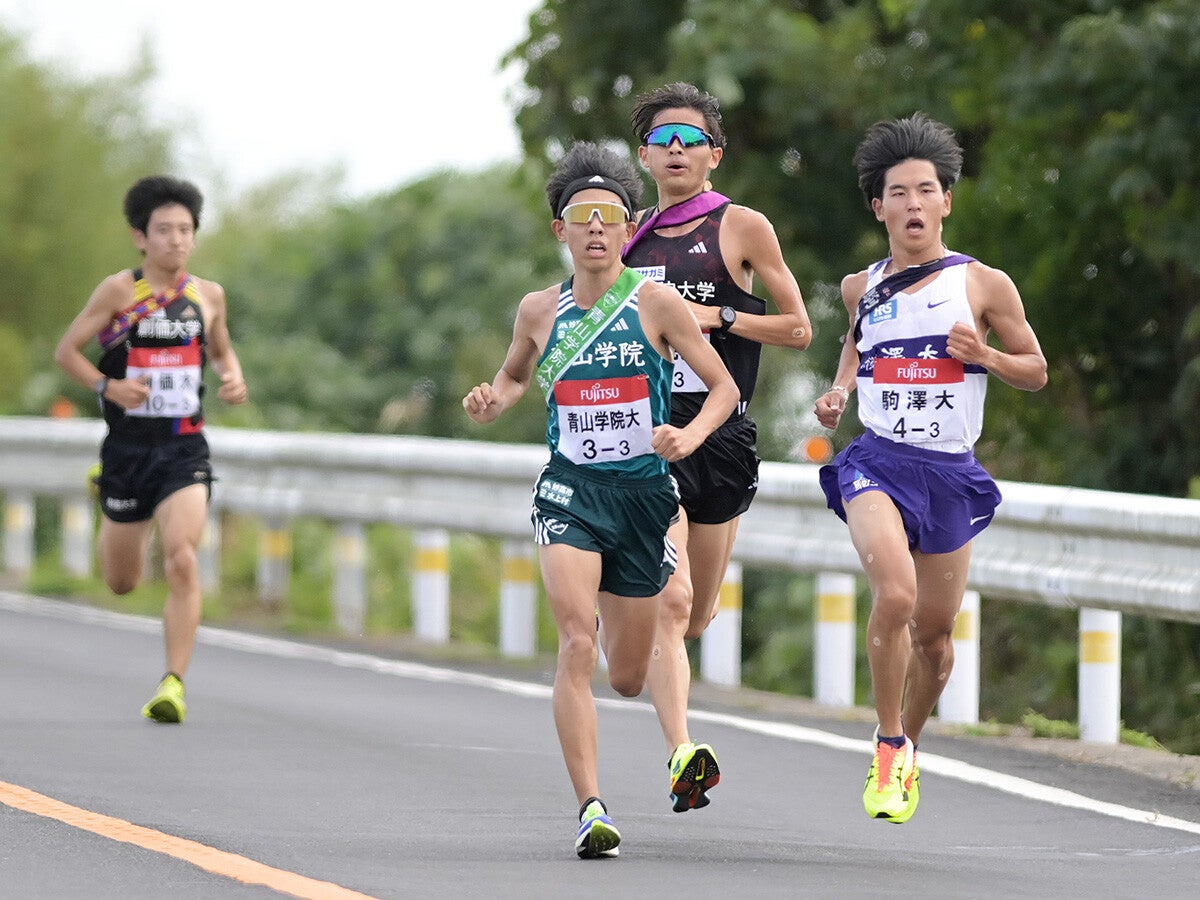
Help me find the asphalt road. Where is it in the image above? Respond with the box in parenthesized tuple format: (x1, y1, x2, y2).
(2, 592, 1198, 899)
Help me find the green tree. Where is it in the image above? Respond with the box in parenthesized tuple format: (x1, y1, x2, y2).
(506, 0, 1200, 489)
(0, 28, 175, 413)
(204, 163, 568, 441)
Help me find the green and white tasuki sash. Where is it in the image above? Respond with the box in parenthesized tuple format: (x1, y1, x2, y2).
(535, 267, 646, 400)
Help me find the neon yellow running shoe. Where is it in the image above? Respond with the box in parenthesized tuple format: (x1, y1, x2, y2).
(862, 727, 914, 821)
(575, 797, 620, 859)
(889, 753, 920, 824)
(668, 741, 721, 813)
(142, 673, 186, 723)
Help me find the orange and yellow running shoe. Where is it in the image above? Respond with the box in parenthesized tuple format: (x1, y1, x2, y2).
(863, 727, 915, 822)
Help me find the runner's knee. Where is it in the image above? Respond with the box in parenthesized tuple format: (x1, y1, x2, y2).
(557, 628, 598, 670)
(913, 624, 953, 663)
(608, 666, 647, 697)
(105, 573, 139, 595)
(659, 576, 693, 625)
(871, 581, 917, 627)
(162, 542, 198, 580)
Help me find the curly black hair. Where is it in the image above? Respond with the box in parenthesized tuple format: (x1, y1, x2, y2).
(123, 176, 203, 233)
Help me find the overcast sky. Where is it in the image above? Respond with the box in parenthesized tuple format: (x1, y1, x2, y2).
(0, 0, 541, 201)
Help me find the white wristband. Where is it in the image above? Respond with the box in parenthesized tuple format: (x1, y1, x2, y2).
(828, 385, 849, 395)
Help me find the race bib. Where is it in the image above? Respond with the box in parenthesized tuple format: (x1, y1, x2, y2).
(670, 332, 713, 392)
(125, 344, 202, 418)
(553, 375, 655, 465)
(870, 355, 966, 443)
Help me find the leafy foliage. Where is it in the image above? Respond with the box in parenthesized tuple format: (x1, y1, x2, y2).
(207, 163, 566, 441)
(0, 28, 174, 413)
(505, 0, 1200, 492)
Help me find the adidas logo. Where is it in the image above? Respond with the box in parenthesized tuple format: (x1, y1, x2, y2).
(688, 241, 708, 254)
(609, 318, 629, 332)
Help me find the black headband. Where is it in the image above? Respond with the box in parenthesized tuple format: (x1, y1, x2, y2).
(556, 175, 633, 219)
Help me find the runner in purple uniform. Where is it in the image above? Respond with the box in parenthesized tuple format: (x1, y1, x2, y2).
(815, 113, 1047, 823)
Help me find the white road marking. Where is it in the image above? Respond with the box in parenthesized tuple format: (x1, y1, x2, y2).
(5, 591, 1199, 837)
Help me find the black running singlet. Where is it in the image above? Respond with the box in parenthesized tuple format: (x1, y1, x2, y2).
(624, 202, 766, 425)
(99, 268, 207, 441)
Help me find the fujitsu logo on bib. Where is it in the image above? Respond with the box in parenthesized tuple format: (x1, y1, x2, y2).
(555, 375, 650, 405)
(873, 357, 963, 385)
(128, 344, 201, 368)
(581, 383, 620, 402)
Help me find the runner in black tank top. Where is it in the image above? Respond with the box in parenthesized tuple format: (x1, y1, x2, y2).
(629, 202, 764, 425)
(626, 82, 813, 815)
(54, 176, 247, 725)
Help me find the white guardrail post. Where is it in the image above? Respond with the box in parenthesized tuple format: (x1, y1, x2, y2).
(60, 496, 93, 579)
(3, 492, 35, 580)
(414, 528, 450, 644)
(198, 510, 221, 594)
(499, 540, 537, 658)
(1079, 607, 1122, 743)
(814, 572, 856, 707)
(938, 589, 981, 724)
(700, 561, 743, 687)
(256, 516, 291, 608)
(333, 521, 367, 635)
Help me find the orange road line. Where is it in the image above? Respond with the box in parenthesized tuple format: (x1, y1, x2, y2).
(0, 780, 379, 900)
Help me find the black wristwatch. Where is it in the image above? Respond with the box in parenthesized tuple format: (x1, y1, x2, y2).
(718, 305, 737, 331)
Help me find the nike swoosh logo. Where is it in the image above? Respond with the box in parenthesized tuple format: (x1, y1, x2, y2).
(927, 298, 955, 308)
(969, 514, 992, 525)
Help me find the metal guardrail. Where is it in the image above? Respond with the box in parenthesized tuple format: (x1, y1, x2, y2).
(3, 415, 1200, 745)
(2, 415, 1199, 623)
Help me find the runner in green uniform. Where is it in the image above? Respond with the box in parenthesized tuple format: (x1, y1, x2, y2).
(463, 142, 737, 859)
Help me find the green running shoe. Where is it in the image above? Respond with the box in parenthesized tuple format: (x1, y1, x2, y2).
(142, 673, 186, 724)
(575, 797, 620, 859)
(668, 741, 720, 813)
(863, 727, 915, 821)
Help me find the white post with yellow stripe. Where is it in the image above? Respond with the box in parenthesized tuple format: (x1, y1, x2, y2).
(256, 517, 291, 608)
(413, 528, 450, 644)
(1079, 607, 1121, 743)
(700, 561, 743, 687)
(814, 572, 856, 707)
(332, 521, 367, 634)
(499, 540, 537, 658)
(60, 497, 93, 579)
(3, 493, 34, 580)
(198, 510, 221, 594)
(938, 589, 980, 724)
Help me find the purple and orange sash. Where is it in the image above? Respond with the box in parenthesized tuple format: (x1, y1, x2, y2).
(98, 270, 195, 351)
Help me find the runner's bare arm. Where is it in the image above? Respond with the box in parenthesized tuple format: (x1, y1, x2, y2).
(53, 271, 151, 410)
(952, 264, 1047, 392)
(814, 271, 868, 430)
(717, 205, 812, 349)
(463, 287, 555, 424)
(643, 281, 738, 461)
(200, 280, 248, 405)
